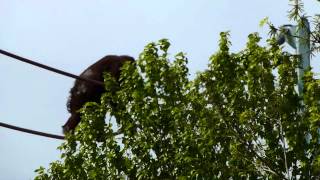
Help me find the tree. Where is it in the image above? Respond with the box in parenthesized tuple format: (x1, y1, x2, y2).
(35, 1, 320, 179)
(34, 32, 320, 179)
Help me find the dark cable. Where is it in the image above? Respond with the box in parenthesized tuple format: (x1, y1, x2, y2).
(0, 121, 64, 140)
(0, 49, 104, 86)
(0, 49, 104, 140)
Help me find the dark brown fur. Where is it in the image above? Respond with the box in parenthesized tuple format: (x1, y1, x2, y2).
(62, 55, 134, 134)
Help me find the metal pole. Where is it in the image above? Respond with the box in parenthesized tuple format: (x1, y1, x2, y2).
(296, 17, 311, 96)
(276, 17, 311, 178)
(277, 17, 310, 95)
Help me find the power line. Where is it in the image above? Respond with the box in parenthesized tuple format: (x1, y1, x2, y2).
(0, 121, 64, 140)
(0, 49, 104, 86)
(0, 49, 105, 140)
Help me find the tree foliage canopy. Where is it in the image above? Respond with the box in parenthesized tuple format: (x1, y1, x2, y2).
(35, 1, 320, 179)
(35, 32, 320, 179)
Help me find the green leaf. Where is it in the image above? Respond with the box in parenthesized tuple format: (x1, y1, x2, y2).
(259, 17, 269, 27)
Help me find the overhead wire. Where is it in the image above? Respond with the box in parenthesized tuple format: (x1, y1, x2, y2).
(0, 49, 105, 140)
(0, 122, 65, 140)
(0, 49, 104, 86)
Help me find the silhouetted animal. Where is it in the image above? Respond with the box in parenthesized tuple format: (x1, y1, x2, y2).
(62, 55, 135, 134)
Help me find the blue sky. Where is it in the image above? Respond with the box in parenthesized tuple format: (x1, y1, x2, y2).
(0, 0, 319, 179)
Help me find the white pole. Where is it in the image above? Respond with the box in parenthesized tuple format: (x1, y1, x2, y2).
(296, 17, 311, 96)
(277, 17, 310, 95)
